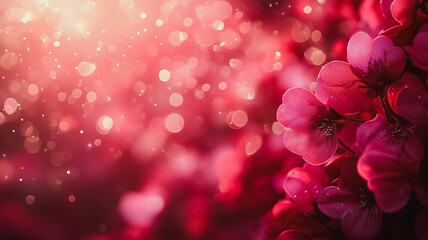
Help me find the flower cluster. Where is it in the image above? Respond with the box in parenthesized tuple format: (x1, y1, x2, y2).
(273, 0, 428, 239)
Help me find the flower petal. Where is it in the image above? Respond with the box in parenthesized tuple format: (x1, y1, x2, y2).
(357, 143, 419, 213)
(283, 127, 338, 165)
(340, 205, 382, 240)
(316, 61, 366, 115)
(317, 186, 360, 219)
(347, 32, 373, 73)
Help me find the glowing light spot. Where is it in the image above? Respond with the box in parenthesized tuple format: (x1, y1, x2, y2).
(169, 31, 188, 46)
(199, 84, 209, 92)
(155, 19, 163, 27)
(245, 135, 262, 156)
(86, 91, 97, 103)
(303, 6, 312, 14)
(21, 11, 33, 23)
(59, 121, 69, 132)
(218, 30, 241, 49)
(28, 84, 39, 96)
(183, 18, 193, 27)
(229, 58, 243, 69)
(57, 92, 67, 102)
(24, 136, 41, 154)
(119, 192, 165, 227)
(218, 82, 227, 90)
(169, 93, 183, 107)
(291, 21, 310, 43)
(272, 122, 285, 135)
(72, 89, 83, 99)
(231, 110, 248, 128)
(77, 62, 96, 77)
(68, 195, 76, 203)
(212, 20, 224, 30)
(4, 98, 18, 115)
(159, 69, 171, 82)
(50, 71, 57, 79)
(311, 30, 322, 42)
(26, 195, 35, 205)
(165, 113, 184, 133)
(97, 116, 113, 134)
(140, 12, 147, 19)
(0, 52, 18, 70)
(304, 47, 326, 66)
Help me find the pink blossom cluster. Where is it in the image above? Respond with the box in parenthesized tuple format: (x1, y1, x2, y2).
(272, 0, 428, 239)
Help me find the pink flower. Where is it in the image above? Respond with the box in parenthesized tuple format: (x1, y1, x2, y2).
(316, 32, 405, 115)
(387, 72, 428, 125)
(356, 114, 424, 163)
(283, 163, 330, 213)
(405, 23, 428, 71)
(317, 158, 382, 240)
(357, 143, 420, 212)
(276, 88, 340, 165)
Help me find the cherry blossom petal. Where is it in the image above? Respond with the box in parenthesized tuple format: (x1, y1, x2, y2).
(340, 206, 382, 240)
(317, 186, 360, 219)
(283, 127, 338, 165)
(277, 88, 324, 129)
(316, 61, 366, 115)
(347, 32, 373, 73)
(388, 73, 428, 125)
(405, 31, 428, 71)
(357, 144, 419, 213)
(390, 0, 419, 25)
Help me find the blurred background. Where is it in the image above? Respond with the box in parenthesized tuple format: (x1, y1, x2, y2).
(0, 0, 380, 239)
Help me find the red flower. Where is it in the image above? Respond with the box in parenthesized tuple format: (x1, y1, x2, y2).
(387, 72, 428, 125)
(357, 143, 421, 212)
(316, 32, 405, 115)
(317, 158, 382, 240)
(277, 88, 340, 165)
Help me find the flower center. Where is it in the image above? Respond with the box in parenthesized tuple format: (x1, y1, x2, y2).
(353, 58, 388, 93)
(311, 109, 338, 137)
(388, 125, 413, 143)
(317, 118, 336, 137)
